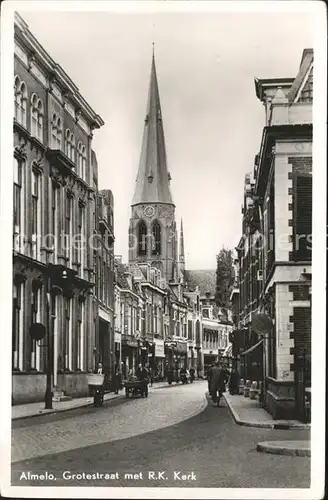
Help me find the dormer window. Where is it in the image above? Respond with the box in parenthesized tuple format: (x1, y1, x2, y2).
(148, 171, 153, 183)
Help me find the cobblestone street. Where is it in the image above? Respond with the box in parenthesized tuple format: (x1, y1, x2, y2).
(11, 381, 310, 488)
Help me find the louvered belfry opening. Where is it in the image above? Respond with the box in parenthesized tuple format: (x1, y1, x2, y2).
(152, 220, 161, 256)
(138, 220, 148, 256)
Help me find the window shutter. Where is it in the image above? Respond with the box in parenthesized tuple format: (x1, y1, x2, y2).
(294, 175, 312, 260)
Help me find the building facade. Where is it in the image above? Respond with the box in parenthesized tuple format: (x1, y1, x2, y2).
(12, 14, 104, 404)
(94, 184, 115, 383)
(232, 49, 313, 420)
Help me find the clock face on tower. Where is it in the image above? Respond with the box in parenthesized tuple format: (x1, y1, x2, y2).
(144, 205, 155, 218)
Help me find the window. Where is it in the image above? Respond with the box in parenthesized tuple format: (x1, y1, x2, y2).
(77, 142, 86, 179)
(202, 308, 209, 318)
(51, 113, 62, 149)
(14, 77, 27, 127)
(65, 194, 72, 266)
(37, 100, 44, 141)
(138, 220, 148, 256)
(81, 145, 86, 180)
(64, 130, 76, 163)
(78, 204, 85, 278)
(188, 320, 193, 340)
(12, 281, 24, 370)
(51, 183, 59, 263)
(30, 284, 41, 370)
(31, 170, 41, 260)
(13, 157, 23, 251)
(152, 220, 161, 255)
(64, 297, 72, 371)
(77, 300, 84, 370)
(30, 94, 44, 141)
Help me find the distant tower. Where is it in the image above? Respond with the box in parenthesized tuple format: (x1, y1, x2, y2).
(128, 51, 177, 283)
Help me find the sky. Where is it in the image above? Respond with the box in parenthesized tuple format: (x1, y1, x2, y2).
(19, 5, 314, 270)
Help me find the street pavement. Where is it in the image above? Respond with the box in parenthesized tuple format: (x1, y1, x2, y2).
(11, 381, 310, 488)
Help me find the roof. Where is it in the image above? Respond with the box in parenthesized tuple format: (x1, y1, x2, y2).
(114, 260, 130, 289)
(287, 49, 314, 103)
(132, 53, 174, 206)
(184, 270, 216, 297)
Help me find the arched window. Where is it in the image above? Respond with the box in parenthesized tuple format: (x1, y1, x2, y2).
(31, 94, 44, 141)
(70, 133, 75, 163)
(65, 129, 71, 158)
(14, 77, 27, 127)
(19, 82, 27, 128)
(51, 113, 57, 147)
(14, 76, 21, 122)
(30, 94, 38, 136)
(37, 99, 44, 142)
(81, 145, 86, 180)
(77, 142, 83, 177)
(56, 117, 62, 149)
(51, 114, 62, 149)
(138, 220, 148, 256)
(152, 220, 161, 255)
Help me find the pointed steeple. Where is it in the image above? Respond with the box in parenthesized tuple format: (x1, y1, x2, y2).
(132, 51, 173, 206)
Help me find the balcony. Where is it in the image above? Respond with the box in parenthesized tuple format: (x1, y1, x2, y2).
(46, 148, 76, 176)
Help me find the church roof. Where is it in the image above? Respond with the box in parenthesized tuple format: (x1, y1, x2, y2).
(184, 269, 217, 297)
(132, 52, 173, 206)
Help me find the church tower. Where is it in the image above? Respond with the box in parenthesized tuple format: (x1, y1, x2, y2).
(128, 50, 177, 284)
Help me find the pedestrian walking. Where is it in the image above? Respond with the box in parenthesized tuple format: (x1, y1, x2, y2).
(136, 363, 149, 396)
(210, 361, 229, 407)
(113, 368, 122, 394)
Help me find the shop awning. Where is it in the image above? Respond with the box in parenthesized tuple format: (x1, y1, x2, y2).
(240, 339, 263, 356)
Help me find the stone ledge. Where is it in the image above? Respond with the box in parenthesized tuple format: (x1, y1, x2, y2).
(257, 440, 311, 457)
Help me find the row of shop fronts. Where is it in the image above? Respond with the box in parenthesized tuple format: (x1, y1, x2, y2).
(119, 337, 203, 379)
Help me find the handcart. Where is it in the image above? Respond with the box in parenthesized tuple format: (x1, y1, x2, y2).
(124, 378, 148, 398)
(87, 373, 105, 406)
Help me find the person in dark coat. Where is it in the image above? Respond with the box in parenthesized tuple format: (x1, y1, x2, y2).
(113, 368, 122, 394)
(228, 369, 239, 395)
(210, 362, 229, 407)
(136, 363, 149, 396)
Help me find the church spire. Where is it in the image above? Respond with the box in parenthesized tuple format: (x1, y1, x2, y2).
(132, 51, 173, 206)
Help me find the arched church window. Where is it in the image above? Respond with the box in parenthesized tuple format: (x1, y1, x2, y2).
(152, 220, 161, 256)
(138, 220, 148, 256)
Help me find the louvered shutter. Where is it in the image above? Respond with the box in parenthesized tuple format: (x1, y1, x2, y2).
(294, 175, 312, 260)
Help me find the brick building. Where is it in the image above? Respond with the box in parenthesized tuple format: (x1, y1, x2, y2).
(12, 14, 104, 404)
(232, 49, 313, 420)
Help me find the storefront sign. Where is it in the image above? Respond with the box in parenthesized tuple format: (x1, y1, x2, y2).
(155, 340, 165, 358)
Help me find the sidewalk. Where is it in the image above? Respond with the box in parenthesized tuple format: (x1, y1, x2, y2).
(224, 392, 310, 430)
(12, 380, 178, 421)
